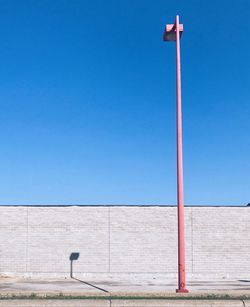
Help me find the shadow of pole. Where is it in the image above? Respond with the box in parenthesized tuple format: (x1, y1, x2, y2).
(69, 252, 79, 278)
(69, 252, 109, 293)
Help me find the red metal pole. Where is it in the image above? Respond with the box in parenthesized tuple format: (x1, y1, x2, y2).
(175, 15, 188, 293)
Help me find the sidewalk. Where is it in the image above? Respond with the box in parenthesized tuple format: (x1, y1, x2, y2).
(0, 299, 249, 307)
(0, 276, 250, 296)
(0, 277, 250, 306)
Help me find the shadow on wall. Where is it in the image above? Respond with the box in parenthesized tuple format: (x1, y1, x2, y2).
(70, 252, 79, 278)
(69, 252, 109, 293)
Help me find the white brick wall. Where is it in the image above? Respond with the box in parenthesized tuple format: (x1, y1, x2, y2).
(0, 206, 249, 279)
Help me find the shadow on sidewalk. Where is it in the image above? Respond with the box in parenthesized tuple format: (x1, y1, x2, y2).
(72, 277, 109, 293)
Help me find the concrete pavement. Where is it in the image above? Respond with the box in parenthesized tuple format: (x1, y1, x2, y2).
(0, 299, 249, 306)
(0, 276, 250, 296)
(0, 277, 250, 306)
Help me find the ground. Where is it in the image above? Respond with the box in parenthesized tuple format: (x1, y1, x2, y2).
(0, 276, 250, 305)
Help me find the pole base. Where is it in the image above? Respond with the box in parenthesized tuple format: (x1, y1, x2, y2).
(176, 288, 189, 293)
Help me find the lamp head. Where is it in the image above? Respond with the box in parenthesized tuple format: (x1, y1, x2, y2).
(163, 24, 183, 41)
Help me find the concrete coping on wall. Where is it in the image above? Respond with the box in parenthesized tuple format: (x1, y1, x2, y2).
(0, 204, 248, 207)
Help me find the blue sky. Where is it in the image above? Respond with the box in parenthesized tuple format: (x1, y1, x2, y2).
(0, 0, 249, 205)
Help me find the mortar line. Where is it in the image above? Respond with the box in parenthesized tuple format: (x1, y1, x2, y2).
(191, 207, 194, 274)
(108, 207, 111, 273)
(25, 207, 29, 273)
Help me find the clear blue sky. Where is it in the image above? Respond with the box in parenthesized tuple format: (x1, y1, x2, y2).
(0, 0, 249, 205)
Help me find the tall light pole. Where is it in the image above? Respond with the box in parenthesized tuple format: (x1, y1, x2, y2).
(163, 15, 189, 293)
